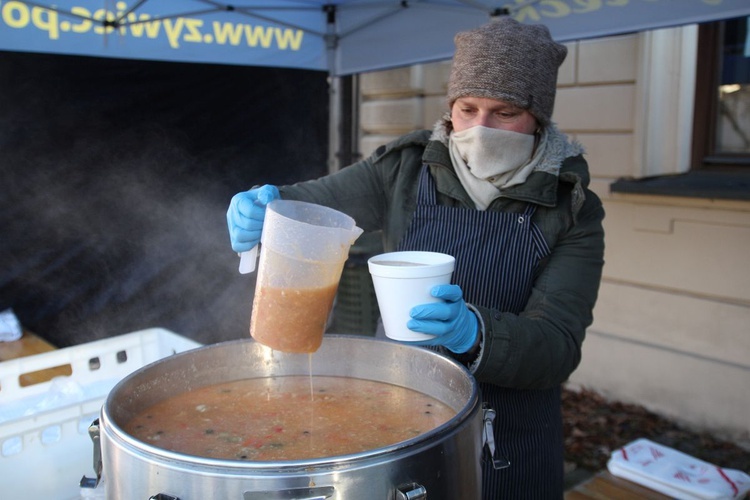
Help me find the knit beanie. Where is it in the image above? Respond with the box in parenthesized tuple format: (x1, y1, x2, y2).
(447, 17, 567, 125)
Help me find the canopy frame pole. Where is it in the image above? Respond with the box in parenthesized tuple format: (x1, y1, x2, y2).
(325, 4, 341, 173)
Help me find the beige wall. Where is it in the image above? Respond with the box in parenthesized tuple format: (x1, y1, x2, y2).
(358, 26, 750, 441)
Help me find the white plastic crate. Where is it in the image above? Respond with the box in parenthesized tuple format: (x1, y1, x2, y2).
(0, 328, 201, 500)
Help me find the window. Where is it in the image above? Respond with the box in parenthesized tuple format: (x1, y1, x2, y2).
(612, 16, 750, 200)
(692, 16, 750, 169)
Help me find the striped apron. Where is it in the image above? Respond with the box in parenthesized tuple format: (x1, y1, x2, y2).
(398, 166, 563, 499)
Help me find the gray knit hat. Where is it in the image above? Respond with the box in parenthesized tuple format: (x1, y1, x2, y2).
(447, 17, 567, 125)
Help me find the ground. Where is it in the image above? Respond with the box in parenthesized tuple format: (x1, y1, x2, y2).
(562, 387, 750, 480)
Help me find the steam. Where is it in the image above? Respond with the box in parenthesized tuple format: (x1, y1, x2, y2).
(0, 51, 328, 347)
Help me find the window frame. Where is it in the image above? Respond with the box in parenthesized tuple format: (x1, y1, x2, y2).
(691, 19, 750, 170)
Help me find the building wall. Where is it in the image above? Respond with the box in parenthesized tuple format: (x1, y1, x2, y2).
(357, 27, 750, 441)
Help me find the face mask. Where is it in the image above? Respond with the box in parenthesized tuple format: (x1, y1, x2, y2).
(449, 125, 537, 210)
(450, 125, 535, 182)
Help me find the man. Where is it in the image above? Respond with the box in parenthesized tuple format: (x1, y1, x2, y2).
(228, 18, 605, 497)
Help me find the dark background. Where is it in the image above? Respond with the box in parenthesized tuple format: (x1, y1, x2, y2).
(0, 51, 329, 347)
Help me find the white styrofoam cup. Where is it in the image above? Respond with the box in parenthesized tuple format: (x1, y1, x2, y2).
(368, 251, 455, 341)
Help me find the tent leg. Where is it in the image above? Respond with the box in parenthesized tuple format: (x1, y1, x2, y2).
(328, 75, 360, 174)
(328, 76, 341, 174)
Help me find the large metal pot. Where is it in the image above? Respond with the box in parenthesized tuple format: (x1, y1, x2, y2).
(94, 335, 493, 499)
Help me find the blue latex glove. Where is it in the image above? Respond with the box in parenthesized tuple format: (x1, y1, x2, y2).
(406, 284, 478, 354)
(226, 185, 280, 252)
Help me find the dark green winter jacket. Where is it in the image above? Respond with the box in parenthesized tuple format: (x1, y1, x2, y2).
(279, 124, 605, 390)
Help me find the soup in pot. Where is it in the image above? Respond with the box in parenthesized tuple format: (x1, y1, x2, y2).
(123, 375, 456, 461)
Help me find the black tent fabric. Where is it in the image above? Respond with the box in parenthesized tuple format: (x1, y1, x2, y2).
(0, 51, 329, 347)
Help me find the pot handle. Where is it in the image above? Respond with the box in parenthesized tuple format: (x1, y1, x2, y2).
(80, 418, 103, 489)
(243, 486, 335, 499)
(482, 405, 511, 470)
(396, 482, 427, 499)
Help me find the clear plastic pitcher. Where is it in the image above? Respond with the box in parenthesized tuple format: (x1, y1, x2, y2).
(250, 199, 363, 353)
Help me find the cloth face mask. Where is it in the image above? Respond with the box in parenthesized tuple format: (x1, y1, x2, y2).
(449, 125, 536, 209)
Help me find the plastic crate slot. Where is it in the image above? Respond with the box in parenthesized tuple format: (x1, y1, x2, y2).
(41, 424, 62, 445)
(88, 357, 101, 370)
(19, 363, 72, 387)
(2, 436, 22, 457)
(116, 350, 128, 363)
